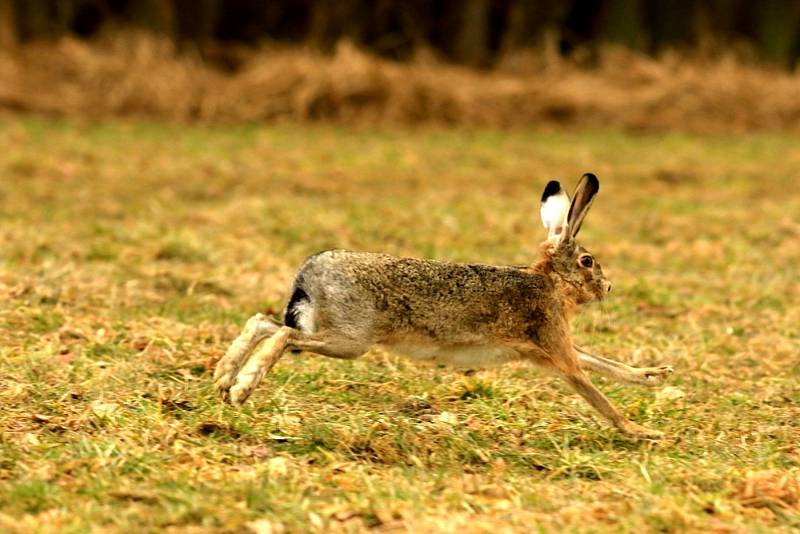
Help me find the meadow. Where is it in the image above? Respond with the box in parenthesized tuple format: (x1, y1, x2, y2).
(0, 119, 798, 532)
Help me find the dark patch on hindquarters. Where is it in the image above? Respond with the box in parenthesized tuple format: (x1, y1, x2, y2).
(284, 286, 309, 330)
(285, 285, 310, 355)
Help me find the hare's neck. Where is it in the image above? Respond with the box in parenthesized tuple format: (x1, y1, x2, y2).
(531, 258, 579, 314)
(551, 276, 581, 316)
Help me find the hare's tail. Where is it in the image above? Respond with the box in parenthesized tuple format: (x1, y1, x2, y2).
(283, 264, 319, 354)
(284, 285, 314, 334)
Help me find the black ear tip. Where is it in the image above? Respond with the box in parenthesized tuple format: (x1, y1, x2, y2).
(582, 173, 600, 192)
(542, 180, 562, 201)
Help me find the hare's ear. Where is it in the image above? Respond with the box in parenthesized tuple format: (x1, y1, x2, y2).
(540, 180, 571, 243)
(567, 173, 600, 238)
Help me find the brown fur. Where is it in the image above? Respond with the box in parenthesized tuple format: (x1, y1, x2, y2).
(214, 176, 674, 438)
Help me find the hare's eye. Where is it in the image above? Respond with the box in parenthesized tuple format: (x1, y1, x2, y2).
(579, 255, 594, 268)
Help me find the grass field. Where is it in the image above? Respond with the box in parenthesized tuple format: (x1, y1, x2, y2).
(0, 119, 798, 533)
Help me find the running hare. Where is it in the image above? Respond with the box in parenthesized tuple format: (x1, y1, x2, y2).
(214, 174, 673, 438)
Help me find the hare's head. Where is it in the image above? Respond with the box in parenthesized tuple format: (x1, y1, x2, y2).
(539, 173, 611, 304)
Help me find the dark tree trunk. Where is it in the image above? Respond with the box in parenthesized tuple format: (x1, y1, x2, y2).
(501, 0, 563, 53)
(309, 0, 364, 52)
(124, 0, 174, 35)
(454, 0, 490, 67)
(599, 0, 644, 50)
(0, 0, 16, 46)
(753, 0, 800, 65)
(172, 0, 219, 47)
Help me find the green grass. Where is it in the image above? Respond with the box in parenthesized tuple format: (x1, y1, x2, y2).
(1, 118, 799, 532)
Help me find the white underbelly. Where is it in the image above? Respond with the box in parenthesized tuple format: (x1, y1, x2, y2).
(380, 343, 522, 368)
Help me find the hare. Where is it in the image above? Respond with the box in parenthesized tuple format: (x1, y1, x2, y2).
(214, 174, 673, 438)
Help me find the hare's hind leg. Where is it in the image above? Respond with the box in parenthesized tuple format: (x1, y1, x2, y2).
(227, 328, 368, 406)
(575, 345, 674, 387)
(214, 313, 280, 401)
(228, 326, 293, 406)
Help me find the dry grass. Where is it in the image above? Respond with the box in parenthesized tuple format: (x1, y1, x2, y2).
(0, 118, 799, 532)
(2, 33, 800, 132)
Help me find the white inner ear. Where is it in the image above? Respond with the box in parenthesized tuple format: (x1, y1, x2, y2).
(540, 189, 570, 243)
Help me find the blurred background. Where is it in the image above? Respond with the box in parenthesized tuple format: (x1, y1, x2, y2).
(4, 0, 800, 66)
(2, 0, 800, 131)
(2, 5, 800, 532)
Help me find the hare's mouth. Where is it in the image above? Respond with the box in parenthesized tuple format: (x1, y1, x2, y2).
(593, 287, 608, 301)
(594, 280, 612, 301)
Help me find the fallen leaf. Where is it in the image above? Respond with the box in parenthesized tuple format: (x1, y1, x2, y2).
(108, 489, 158, 502)
(436, 411, 458, 425)
(266, 457, 290, 477)
(246, 519, 284, 534)
(331, 510, 361, 522)
(308, 512, 323, 529)
(91, 401, 119, 416)
(656, 386, 686, 401)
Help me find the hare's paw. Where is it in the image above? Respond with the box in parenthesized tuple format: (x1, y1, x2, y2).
(212, 313, 279, 404)
(640, 365, 674, 387)
(213, 374, 235, 403)
(229, 377, 257, 406)
(227, 356, 271, 406)
(622, 422, 664, 440)
(213, 355, 244, 403)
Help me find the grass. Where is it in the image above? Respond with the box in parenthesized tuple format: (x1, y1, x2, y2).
(0, 118, 799, 532)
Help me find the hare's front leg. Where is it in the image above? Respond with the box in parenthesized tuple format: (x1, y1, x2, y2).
(562, 369, 664, 439)
(575, 345, 674, 387)
(521, 344, 664, 438)
(214, 313, 280, 401)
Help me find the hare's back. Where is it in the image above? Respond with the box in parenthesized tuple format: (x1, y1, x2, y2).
(286, 250, 553, 345)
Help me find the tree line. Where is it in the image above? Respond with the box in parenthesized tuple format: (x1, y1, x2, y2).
(3, 0, 800, 67)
